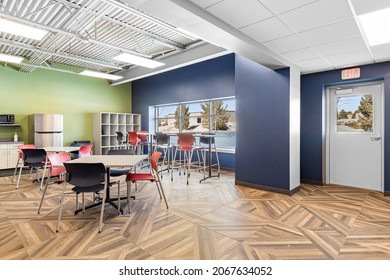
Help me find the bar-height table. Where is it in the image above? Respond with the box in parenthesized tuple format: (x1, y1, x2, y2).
(66, 155, 147, 214)
(195, 134, 220, 183)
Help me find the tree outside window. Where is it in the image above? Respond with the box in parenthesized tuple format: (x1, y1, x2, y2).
(200, 101, 229, 130)
(174, 105, 190, 130)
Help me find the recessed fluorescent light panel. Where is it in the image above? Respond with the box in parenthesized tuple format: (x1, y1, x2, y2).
(113, 53, 165, 69)
(0, 18, 48, 41)
(0, 53, 24, 64)
(80, 70, 123, 80)
(358, 7, 390, 46)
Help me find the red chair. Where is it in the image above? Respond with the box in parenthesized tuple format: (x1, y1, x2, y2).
(38, 152, 71, 214)
(127, 132, 141, 153)
(12, 144, 36, 183)
(125, 151, 168, 213)
(171, 133, 204, 184)
(78, 144, 93, 157)
(137, 130, 151, 155)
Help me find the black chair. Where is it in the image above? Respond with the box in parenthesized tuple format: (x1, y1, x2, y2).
(56, 162, 120, 233)
(16, 148, 47, 190)
(107, 149, 135, 177)
(115, 132, 128, 149)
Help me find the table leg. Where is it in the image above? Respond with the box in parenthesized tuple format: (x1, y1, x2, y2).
(199, 137, 219, 183)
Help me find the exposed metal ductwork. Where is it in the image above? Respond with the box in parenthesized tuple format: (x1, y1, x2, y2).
(0, 0, 200, 76)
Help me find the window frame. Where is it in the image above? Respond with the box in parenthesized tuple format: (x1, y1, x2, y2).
(152, 97, 236, 151)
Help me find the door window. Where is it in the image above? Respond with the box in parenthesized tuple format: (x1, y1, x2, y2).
(336, 94, 373, 133)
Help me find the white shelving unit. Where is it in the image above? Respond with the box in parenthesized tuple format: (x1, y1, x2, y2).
(93, 112, 141, 155)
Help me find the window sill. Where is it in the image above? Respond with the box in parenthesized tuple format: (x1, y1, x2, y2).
(216, 148, 235, 154)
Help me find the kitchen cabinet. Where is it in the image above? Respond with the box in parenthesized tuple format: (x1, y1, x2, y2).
(0, 142, 23, 170)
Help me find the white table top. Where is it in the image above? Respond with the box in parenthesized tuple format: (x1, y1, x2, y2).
(67, 155, 147, 167)
(43, 146, 81, 153)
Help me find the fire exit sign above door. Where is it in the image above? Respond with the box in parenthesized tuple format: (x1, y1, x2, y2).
(341, 68, 360, 80)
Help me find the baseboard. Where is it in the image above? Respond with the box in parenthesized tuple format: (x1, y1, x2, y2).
(300, 179, 324, 186)
(235, 180, 301, 196)
(384, 191, 390, 197)
(219, 167, 235, 172)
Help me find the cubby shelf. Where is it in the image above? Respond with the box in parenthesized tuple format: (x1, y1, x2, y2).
(93, 112, 141, 155)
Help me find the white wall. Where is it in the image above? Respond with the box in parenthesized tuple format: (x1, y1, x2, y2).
(290, 66, 301, 190)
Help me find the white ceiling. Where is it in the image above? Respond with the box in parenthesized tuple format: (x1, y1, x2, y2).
(115, 0, 390, 83)
(2, 0, 390, 83)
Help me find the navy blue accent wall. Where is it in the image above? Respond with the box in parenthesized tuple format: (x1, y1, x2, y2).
(235, 55, 291, 190)
(132, 54, 236, 129)
(132, 54, 236, 169)
(301, 61, 390, 191)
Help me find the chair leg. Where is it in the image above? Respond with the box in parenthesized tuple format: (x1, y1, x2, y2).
(126, 181, 132, 214)
(12, 157, 20, 183)
(214, 144, 220, 177)
(82, 193, 85, 213)
(56, 182, 68, 232)
(16, 164, 23, 189)
(75, 193, 79, 212)
(38, 175, 51, 214)
(98, 184, 107, 233)
(171, 147, 178, 181)
(156, 177, 168, 209)
(117, 181, 121, 214)
(154, 180, 162, 199)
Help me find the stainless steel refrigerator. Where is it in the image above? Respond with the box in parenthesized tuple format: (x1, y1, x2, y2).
(33, 114, 63, 148)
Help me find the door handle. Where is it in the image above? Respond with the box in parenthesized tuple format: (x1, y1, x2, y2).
(370, 136, 382, 141)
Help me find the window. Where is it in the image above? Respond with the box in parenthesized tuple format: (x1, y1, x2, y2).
(336, 94, 373, 133)
(152, 97, 236, 150)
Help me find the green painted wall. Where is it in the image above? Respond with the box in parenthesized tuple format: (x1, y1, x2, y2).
(0, 65, 131, 145)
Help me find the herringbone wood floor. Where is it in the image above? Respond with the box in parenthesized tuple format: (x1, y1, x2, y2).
(1, 168, 390, 260)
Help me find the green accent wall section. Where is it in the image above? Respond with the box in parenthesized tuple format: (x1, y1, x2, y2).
(0, 65, 131, 145)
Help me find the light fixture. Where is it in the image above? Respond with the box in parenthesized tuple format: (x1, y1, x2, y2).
(113, 53, 165, 69)
(0, 18, 48, 41)
(0, 53, 24, 64)
(79, 70, 123, 80)
(358, 7, 390, 46)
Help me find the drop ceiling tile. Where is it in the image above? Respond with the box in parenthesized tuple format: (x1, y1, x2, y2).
(206, 0, 273, 29)
(301, 65, 334, 74)
(295, 57, 330, 68)
(374, 55, 390, 63)
(370, 42, 390, 58)
(240, 17, 293, 43)
(314, 36, 367, 56)
(324, 48, 373, 66)
(279, 0, 353, 32)
(189, 0, 223, 9)
(299, 18, 360, 46)
(281, 47, 319, 62)
(259, 0, 318, 15)
(263, 35, 310, 53)
(350, 0, 390, 15)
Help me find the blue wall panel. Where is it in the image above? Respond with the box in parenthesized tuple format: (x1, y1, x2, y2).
(235, 55, 291, 190)
(301, 61, 390, 191)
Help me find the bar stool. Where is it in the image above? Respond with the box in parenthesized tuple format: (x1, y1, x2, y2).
(153, 132, 172, 175)
(171, 133, 204, 184)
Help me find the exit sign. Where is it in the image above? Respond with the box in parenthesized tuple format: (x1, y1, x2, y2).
(341, 68, 360, 80)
